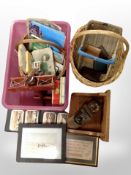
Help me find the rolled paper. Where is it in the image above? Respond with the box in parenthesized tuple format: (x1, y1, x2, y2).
(25, 51, 33, 74)
(29, 20, 66, 48)
(18, 44, 27, 75)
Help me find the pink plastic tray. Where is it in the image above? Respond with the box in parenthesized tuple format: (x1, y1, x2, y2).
(2, 20, 71, 111)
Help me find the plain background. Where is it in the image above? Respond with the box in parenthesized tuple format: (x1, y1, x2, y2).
(0, 0, 131, 174)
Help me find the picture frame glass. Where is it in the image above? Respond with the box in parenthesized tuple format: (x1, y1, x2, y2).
(21, 128, 62, 159)
(17, 124, 66, 162)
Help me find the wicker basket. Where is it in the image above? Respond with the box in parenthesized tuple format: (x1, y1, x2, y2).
(71, 20, 129, 87)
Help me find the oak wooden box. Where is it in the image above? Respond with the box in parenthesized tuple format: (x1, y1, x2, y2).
(67, 90, 110, 142)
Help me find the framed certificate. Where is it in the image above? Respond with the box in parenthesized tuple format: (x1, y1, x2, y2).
(16, 124, 66, 163)
(66, 133, 99, 166)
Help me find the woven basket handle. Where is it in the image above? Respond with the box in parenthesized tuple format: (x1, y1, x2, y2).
(78, 47, 115, 65)
(17, 38, 63, 52)
(73, 30, 129, 58)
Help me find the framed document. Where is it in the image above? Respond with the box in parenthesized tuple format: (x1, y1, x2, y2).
(66, 133, 99, 166)
(16, 124, 66, 163)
